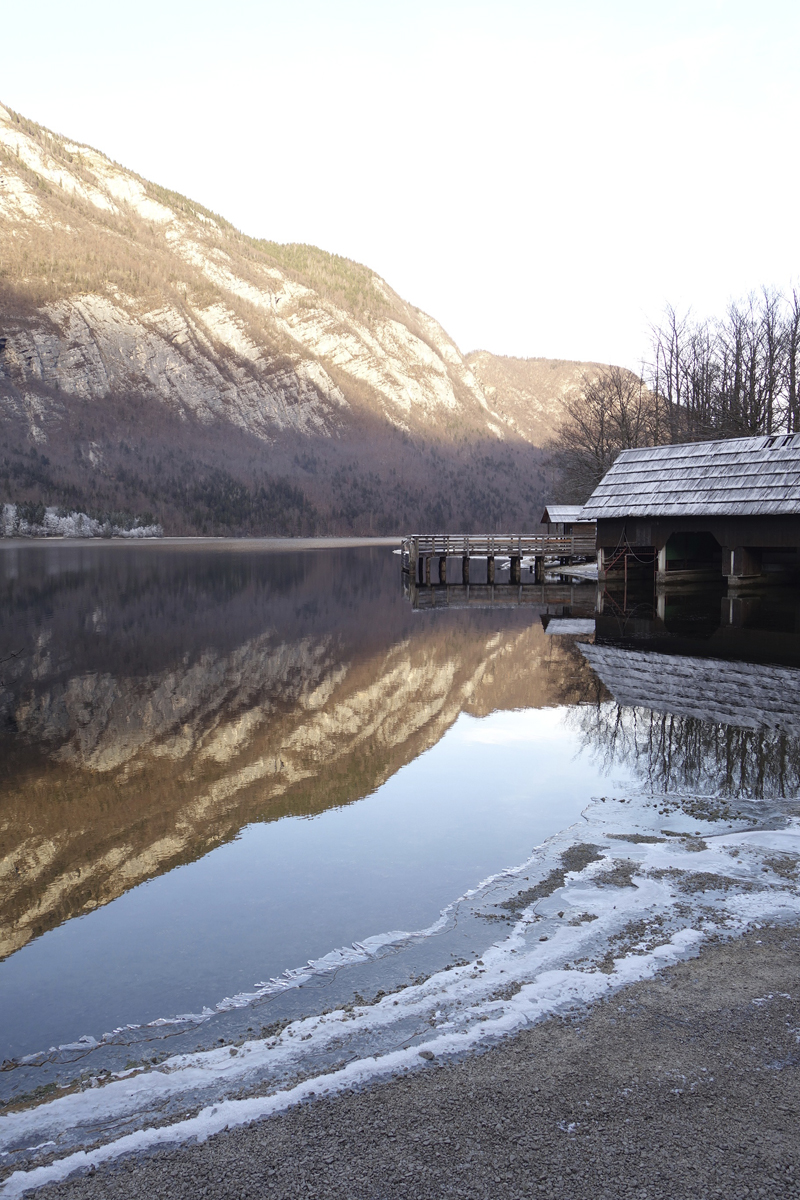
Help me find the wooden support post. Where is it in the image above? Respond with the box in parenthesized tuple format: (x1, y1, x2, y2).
(487, 555, 495, 584)
(510, 555, 521, 584)
(418, 555, 425, 585)
(439, 555, 447, 584)
(424, 556, 431, 586)
(462, 555, 470, 584)
(534, 555, 544, 583)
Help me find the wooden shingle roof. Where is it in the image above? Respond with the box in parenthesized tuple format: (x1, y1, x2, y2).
(580, 434, 800, 520)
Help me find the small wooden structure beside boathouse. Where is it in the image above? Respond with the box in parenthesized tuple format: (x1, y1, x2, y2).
(540, 505, 596, 539)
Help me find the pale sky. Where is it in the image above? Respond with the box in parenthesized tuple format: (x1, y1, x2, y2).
(3, 0, 799, 368)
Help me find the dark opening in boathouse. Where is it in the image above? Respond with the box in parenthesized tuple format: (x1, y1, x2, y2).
(580, 434, 800, 588)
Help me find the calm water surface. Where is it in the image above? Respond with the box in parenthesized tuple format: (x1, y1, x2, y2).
(2, 542, 799, 1061)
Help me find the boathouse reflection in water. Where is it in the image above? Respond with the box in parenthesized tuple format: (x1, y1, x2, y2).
(584, 587, 800, 800)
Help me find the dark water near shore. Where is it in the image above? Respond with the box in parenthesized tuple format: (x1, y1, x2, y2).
(2, 541, 800, 1063)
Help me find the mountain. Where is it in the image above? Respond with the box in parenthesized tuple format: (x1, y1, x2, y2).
(466, 352, 608, 446)
(0, 103, 582, 534)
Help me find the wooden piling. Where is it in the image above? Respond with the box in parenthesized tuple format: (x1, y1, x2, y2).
(487, 556, 495, 584)
(510, 555, 521, 584)
(462, 555, 470, 584)
(439, 556, 447, 584)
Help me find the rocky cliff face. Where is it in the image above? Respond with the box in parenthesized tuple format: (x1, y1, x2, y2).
(0, 105, 582, 532)
(0, 103, 488, 437)
(0, 104, 560, 533)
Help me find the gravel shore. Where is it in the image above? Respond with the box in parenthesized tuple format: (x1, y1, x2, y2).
(29, 925, 800, 1200)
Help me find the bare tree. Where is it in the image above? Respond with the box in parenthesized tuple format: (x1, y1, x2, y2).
(785, 289, 800, 432)
(551, 288, 800, 502)
(648, 290, 798, 442)
(548, 366, 657, 502)
(650, 305, 691, 442)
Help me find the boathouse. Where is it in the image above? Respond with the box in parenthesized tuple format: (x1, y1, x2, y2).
(540, 505, 596, 538)
(580, 434, 800, 586)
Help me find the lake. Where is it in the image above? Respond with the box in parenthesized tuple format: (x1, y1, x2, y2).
(2, 540, 800, 1125)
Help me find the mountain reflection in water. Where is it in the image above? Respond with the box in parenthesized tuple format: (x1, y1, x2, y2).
(0, 543, 601, 966)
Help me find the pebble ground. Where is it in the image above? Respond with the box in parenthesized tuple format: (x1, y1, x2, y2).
(30, 925, 800, 1199)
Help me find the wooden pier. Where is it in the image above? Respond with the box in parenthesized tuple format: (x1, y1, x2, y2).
(401, 534, 596, 586)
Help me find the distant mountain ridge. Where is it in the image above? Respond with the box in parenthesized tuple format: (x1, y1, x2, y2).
(466, 352, 607, 447)
(0, 103, 605, 533)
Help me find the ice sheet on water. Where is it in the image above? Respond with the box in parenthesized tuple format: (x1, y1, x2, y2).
(2, 792, 800, 1197)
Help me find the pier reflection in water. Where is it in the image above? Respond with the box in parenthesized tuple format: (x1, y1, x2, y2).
(1, 544, 800, 1069)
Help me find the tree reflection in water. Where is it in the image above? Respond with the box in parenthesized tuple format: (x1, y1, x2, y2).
(571, 699, 800, 801)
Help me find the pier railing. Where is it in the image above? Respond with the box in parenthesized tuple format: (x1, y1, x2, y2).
(401, 534, 596, 558)
(402, 534, 595, 563)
